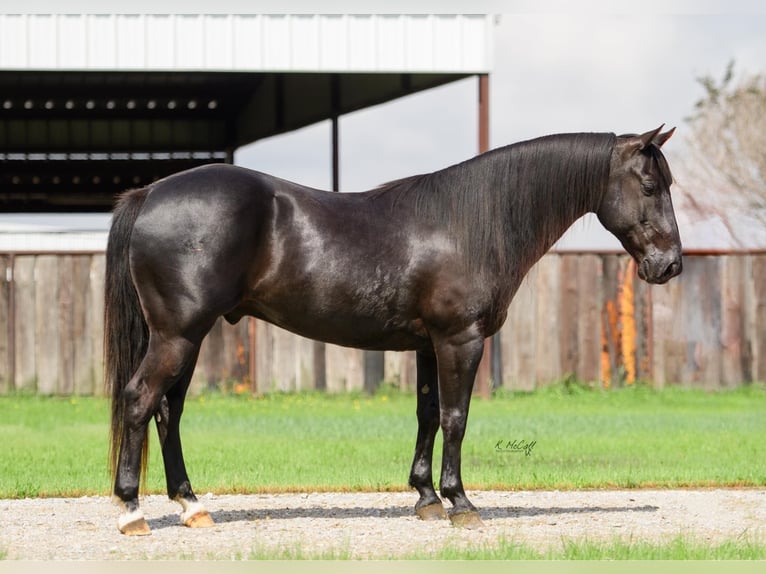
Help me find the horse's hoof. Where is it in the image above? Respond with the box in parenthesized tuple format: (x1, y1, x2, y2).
(416, 502, 447, 521)
(119, 516, 151, 536)
(416, 502, 448, 521)
(183, 510, 215, 528)
(449, 510, 484, 529)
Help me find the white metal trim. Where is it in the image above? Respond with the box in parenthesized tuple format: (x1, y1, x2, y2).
(0, 14, 493, 73)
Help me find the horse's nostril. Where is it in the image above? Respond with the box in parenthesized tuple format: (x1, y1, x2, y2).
(665, 259, 682, 279)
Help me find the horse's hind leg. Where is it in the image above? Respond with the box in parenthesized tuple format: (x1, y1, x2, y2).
(408, 351, 447, 520)
(154, 351, 214, 529)
(113, 335, 203, 535)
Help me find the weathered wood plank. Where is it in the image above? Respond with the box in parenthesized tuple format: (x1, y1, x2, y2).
(13, 257, 37, 391)
(71, 256, 94, 394)
(677, 257, 722, 387)
(325, 342, 363, 392)
(600, 255, 622, 387)
(194, 316, 224, 392)
(254, 320, 276, 392)
(35, 256, 59, 394)
(383, 350, 400, 387)
(252, 322, 314, 392)
(57, 255, 75, 394)
(753, 255, 766, 382)
(0, 256, 9, 393)
(634, 266, 653, 382)
(383, 350, 417, 392)
(272, 326, 296, 392)
(173, 317, 254, 394)
(576, 254, 602, 383)
(89, 255, 106, 396)
(534, 255, 561, 385)
(400, 351, 417, 391)
(558, 256, 579, 377)
(275, 330, 296, 391)
(720, 256, 747, 387)
(500, 273, 537, 391)
(650, 279, 671, 389)
(665, 271, 688, 386)
(221, 320, 251, 387)
(752, 255, 766, 382)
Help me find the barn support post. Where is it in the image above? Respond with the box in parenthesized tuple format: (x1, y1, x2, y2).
(475, 73, 495, 399)
(311, 75, 346, 392)
(331, 74, 341, 194)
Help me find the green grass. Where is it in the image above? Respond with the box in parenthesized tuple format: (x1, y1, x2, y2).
(3, 535, 764, 560)
(404, 535, 766, 560)
(1, 382, 765, 498)
(239, 535, 766, 559)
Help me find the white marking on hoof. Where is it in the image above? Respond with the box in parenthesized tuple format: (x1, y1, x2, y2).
(117, 508, 150, 535)
(176, 497, 213, 527)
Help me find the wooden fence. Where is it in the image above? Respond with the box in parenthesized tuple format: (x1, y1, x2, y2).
(1, 251, 764, 395)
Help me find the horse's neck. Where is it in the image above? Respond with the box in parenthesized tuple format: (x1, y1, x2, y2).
(525, 183, 595, 255)
(496, 145, 606, 282)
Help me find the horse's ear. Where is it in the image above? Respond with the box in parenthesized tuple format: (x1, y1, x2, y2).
(638, 125, 665, 150)
(623, 125, 665, 155)
(653, 126, 676, 148)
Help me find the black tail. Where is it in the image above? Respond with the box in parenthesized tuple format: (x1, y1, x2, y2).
(104, 187, 150, 484)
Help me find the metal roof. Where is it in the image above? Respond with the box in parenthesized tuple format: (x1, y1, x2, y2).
(0, 14, 492, 73)
(0, 14, 493, 212)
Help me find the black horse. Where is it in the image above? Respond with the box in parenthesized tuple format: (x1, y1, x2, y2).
(105, 126, 682, 535)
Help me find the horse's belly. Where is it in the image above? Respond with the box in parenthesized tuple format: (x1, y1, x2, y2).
(230, 300, 429, 352)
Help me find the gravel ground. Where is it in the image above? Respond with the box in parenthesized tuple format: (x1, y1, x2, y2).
(2, 489, 765, 560)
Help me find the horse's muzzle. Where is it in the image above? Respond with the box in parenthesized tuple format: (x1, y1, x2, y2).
(638, 251, 683, 284)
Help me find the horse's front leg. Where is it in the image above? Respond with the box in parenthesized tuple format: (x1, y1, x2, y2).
(408, 350, 447, 520)
(433, 329, 486, 529)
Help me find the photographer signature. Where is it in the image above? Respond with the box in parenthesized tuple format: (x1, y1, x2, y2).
(494, 439, 537, 457)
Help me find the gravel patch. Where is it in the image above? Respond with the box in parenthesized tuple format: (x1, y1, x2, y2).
(2, 489, 765, 559)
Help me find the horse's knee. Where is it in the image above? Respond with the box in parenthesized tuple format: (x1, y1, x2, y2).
(440, 409, 468, 440)
(409, 459, 432, 487)
(439, 474, 462, 500)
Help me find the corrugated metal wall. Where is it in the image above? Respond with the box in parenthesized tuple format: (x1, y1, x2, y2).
(0, 14, 492, 72)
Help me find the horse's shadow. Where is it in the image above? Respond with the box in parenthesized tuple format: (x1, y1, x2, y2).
(146, 503, 659, 531)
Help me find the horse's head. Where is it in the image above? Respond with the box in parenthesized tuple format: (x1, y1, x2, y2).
(598, 126, 682, 284)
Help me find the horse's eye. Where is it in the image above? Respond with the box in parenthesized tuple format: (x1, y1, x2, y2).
(641, 181, 655, 195)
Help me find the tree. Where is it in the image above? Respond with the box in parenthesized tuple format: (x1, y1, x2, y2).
(677, 62, 766, 246)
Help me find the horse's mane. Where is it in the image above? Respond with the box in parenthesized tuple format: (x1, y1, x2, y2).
(371, 132, 617, 278)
